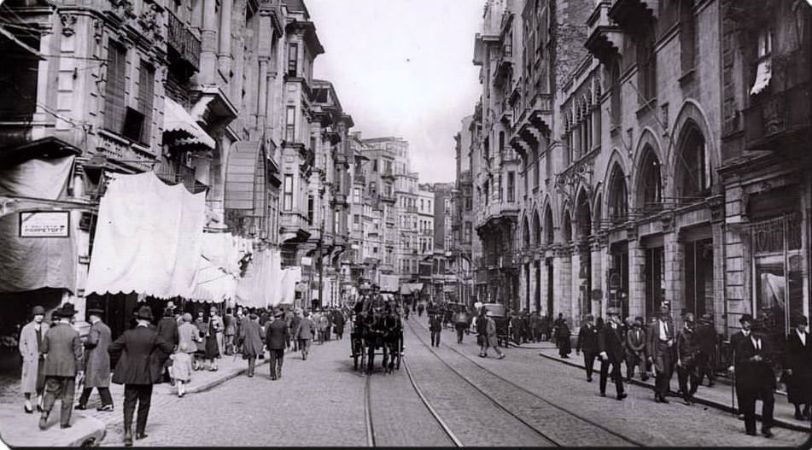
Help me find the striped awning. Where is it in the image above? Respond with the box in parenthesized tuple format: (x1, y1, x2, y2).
(163, 98, 215, 149)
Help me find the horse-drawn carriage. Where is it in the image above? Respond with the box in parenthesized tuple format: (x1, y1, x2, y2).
(350, 294, 404, 373)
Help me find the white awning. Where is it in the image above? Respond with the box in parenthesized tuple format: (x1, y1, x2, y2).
(163, 98, 216, 149)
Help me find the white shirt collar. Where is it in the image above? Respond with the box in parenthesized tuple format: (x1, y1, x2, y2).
(797, 329, 807, 345)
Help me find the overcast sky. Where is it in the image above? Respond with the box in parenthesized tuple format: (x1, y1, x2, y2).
(308, 0, 482, 184)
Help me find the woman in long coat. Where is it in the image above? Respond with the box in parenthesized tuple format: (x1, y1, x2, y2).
(18, 306, 48, 413)
(205, 307, 222, 371)
(785, 315, 812, 420)
(239, 313, 264, 377)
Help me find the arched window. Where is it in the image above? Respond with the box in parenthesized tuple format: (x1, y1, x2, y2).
(678, 124, 711, 200)
(563, 212, 573, 243)
(576, 192, 592, 239)
(609, 165, 628, 223)
(638, 147, 662, 213)
(544, 205, 554, 244)
(532, 211, 541, 246)
(593, 193, 603, 232)
(522, 216, 530, 248)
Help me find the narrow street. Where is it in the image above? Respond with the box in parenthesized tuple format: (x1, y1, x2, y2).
(95, 317, 809, 448)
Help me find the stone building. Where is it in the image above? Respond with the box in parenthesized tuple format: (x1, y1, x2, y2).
(464, 0, 811, 345)
(717, 0, 811, 354)
(0, 0, 355, 332)
(452, 115, 476, 306)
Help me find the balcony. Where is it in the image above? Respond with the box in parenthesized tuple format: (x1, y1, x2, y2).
(585, 1, 623, 66)
(406, 206, 418, 213)
(381, 169, 395, 180)
(167, 12, 200, 72)
(744, 83, 811, 152)
(354, 173, 366, 185)
(332, 192, 348, 207)
(379, 194, 396, 204)
(608, 0, 658, 34)
(475, 201, 520, 231)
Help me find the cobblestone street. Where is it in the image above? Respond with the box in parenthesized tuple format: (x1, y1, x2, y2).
(82, 317, 812, 447)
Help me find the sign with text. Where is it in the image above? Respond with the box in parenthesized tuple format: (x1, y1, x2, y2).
(19, 211, 70, 238)
(301, 257, 312, 266)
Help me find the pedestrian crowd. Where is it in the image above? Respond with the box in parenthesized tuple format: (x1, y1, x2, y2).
(16, 301, 350, 446)
(565, 305, 811, 439)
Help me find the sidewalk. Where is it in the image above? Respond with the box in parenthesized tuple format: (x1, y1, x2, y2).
(526, 341, 812, 432)
(0, 353, 268, 447)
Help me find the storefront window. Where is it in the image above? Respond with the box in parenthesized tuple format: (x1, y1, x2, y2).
(750, 212, 805, 370)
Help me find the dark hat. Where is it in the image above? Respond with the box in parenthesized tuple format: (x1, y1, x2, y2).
(791, 315, 809, 327)
(584, 314, 594, 322)
(56, 303, 76, 318)
(701, 313, 712, 322)
(87, 307, 105, 316)
(136, 305, 154, 321)
(606, 307, 620, 316)
(31, 305, 45, 316)
(739, 314, 753, 324)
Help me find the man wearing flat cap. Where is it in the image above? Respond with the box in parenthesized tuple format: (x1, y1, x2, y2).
(19, 305, 49, 414)
(38, 303, 83, 430)
(109, 305, 174, 446)
(76, 307, 113, 412)
(729, 313, 776, 438)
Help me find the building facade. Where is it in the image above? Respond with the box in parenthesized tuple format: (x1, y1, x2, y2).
(464, 0, 811, 349)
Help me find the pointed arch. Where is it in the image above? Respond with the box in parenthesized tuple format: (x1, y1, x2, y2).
(607, 163, 628, 224)
(575, 186, 592, 239)
(670, 100, 718, 200)
(521, 214, 530, 249)
(562, 209, 573, 243)
(635, 145, 663, 214)
(532, 209, 542, 246)
(544, 203, 555, 245)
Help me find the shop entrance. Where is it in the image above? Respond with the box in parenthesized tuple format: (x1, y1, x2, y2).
(534, 261, 541, 313)
(609, 241, 629, 318)
(684, 238, 713, 317)
(749, 212, 806, 369)
(644, 245, 665, 320)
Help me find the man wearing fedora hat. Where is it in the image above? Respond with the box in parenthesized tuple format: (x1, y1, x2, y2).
(38, 303, 83, 430)
(265, 310, 289, 380)
(109, 305, 174, 446)
(76, 307, 113, 412)
(729, 313, 776, 438)
(19, 305, 49, 414)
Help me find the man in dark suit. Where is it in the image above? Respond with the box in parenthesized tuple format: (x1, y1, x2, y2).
(729, 314, 776, 437)
(109, 306, 174, 446)
(76, 307, 114, 412)
(647, 304, 675, 403)
(598, 308, 627, 400)
(676, 313, 701, 405)
(265, 311, 289, 380)
(156, 303, 179, 384)
(625, 316, 648, 381)
(38, 303, 83, 430)
(576, 315, 599, 382)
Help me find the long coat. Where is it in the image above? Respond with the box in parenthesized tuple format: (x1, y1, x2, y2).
(295, 318, 315, 340)
(83, 320, 112, 388)
(265, 319, 289, 350)
(784, 330, 812, 404)
(598, 323, 625, 363)
(18, 321, 49, 393)
(732, 331, 776, 391)
(41, 322, 82, 378)
(109, 325, 174, 385)
(239, 319, 264, 358)
(646, 318, 675, 373)
(178, 322, 199, 354)
(576, 324, 598, 354)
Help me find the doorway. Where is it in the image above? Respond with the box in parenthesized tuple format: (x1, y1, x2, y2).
(546, 258, 554, 316)
(644, 246, 665, 319)
(685, 238, 713, 317)
(534, 261, 541, 313)
(610, 242, 630, 318)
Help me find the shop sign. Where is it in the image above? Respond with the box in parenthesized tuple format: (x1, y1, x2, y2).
(301, 257, 312, 266)
(19, 211, 70, 237)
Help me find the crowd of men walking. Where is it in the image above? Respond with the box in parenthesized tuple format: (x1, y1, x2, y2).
(16, 301, 349, 447)
(565, 305, 812, 438)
